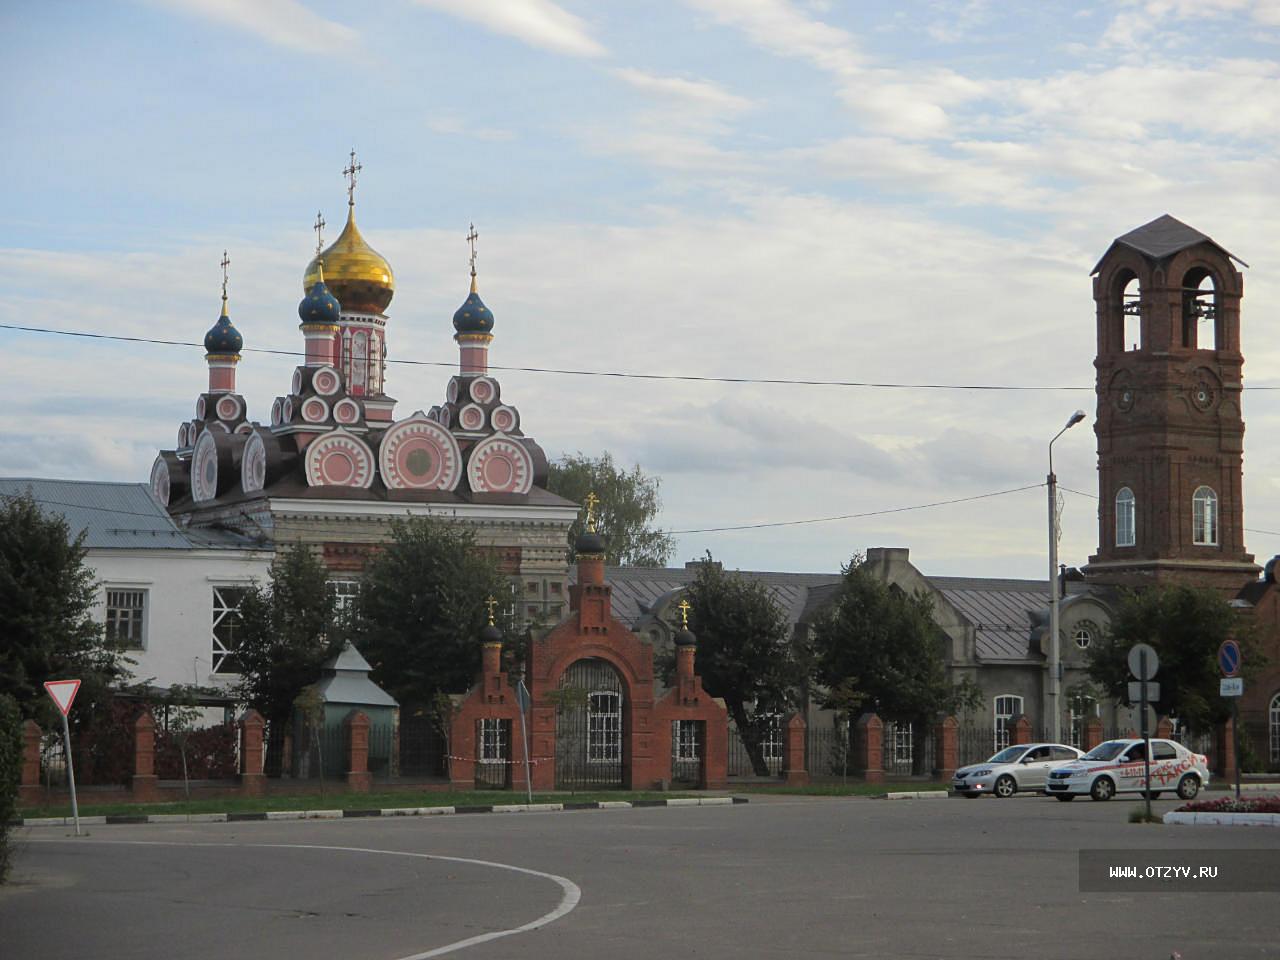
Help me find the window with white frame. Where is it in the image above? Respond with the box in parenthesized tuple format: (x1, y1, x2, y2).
(1115, 487, 1136, 547)
(1067, 695, 1098, 749)
(327, 580, 361, 621)
(994, 695, 1023, 752)
(1192, 486, 1218, 545)
(1073, 620, 1098, 650)
(761, 713, 783, 764)
(211, 585, 250, 675)
(587, 691, 622, 762)
(479, 717, 507, 763)
(890, 722, 913, 766)
(673, 720, 700, 761)
(105, 588, 147, 650)
(1270, 694, 1280, 768)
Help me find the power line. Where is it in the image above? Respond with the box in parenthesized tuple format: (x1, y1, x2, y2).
(666, 483, 1045, 534)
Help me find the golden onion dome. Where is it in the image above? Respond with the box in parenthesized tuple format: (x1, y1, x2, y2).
(303, 206, 395, 313)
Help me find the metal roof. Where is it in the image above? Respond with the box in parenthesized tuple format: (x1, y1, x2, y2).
(0, 477, 198, 550)
(928, 575, 1047, 663)
(1091, 214, 1246, 273)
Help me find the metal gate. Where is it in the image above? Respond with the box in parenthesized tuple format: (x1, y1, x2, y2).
(671, 720, 704, 786)
(556, 658, 624, 789)
(475, 718, 511, 790)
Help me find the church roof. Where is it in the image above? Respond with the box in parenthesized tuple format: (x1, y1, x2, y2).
(1091, 214, 1247, 274)
(929, 575, 1048, 663)
(0, 477, 258, 550)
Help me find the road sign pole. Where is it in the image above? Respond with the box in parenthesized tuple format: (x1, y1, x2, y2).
(1233, 698, 1241, 801)
(1140, 650, 1152, 820)
(60, 711, 81, 837)
(517, 679, 533, 805)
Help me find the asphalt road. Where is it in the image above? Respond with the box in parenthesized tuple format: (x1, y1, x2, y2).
(3, 794, 1277, 960)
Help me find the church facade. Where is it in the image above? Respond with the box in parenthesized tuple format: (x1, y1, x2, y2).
(147, 158, 579, 684)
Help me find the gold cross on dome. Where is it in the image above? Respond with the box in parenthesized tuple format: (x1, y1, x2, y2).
(485, 594, 498, 626)
(676, 598, 691, 629)
(220, 250, 230, 307)
(343, 148, 362, 206)
(584, 491, 599, 532)
(466, 222, 479, 285)
(313, 210, 326, 253)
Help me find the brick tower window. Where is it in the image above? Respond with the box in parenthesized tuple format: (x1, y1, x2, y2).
(1121, 274, 1142, 351)
(1181, 268, 1217, 350)
(1115, 487, 1135, 547)
(1192, 486, 1218, 545)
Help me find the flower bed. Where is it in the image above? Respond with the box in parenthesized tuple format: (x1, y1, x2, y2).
(1176, 794, 1280, 814)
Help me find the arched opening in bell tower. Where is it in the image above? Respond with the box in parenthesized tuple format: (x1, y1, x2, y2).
(1181, 268, 1218, 350)
(1119, 272, 1142, 352)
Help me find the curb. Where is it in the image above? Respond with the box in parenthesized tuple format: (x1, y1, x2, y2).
(1163, 811, 1280, 827)
(11, 796, 749, 829)
(878, 790, 950, 800)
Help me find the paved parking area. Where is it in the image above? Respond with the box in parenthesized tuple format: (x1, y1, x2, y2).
(3, 794, 1277, 960)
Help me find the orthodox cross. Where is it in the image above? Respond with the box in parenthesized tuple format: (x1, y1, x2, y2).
(220, 250, 230, 309)
(343, 148, 362, 206)
(584, 491, 599, 532)
(485, 594, 498, 626)
(467, 222, 479, 279)
(676, 598, 691, 629)
(313, 211, 326, 253)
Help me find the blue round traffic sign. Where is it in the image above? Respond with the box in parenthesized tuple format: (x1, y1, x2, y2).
(1218, 639, 1241, 678)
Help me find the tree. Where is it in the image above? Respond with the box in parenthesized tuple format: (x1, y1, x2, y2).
(684, 555, 802, 776)
(0, 492, 126, 723)
(353, 516, 511, 707)
(811, 556, 979, 749)
(546, 452, 674, 566)
(233, 544, 343, 728)
(1086, 583, 1256, 733)
(0, 694, 21, 884)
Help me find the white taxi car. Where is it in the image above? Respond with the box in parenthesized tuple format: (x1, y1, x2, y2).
(1044, 738, 1210, 802)
(952, 743, 1084, 798)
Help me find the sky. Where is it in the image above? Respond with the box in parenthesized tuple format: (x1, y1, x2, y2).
(2, 0, 1280, 580)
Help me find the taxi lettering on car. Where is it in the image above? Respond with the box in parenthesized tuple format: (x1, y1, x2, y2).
(1044, 738, 1210, 802)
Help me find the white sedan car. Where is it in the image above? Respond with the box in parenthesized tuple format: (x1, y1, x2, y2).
(1044, 738, 1210, 801)
(952, 743, 1085, 798)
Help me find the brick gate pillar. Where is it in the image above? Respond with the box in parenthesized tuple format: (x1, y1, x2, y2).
(345, 711, 372, 794)
(1084, 717, 1103, 751)
(239, 710, 266, 797)
(932, 715, 958, 781)
(1011, 715, 1033, 746)
(20, 719, 43, 806)
(132, 711, 160, 802)
(855, 713, 884, 783)
(1156, 717, 1173, 740)
(782, 713, 808, 786)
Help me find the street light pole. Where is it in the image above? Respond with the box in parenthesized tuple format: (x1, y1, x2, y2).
(1048, 409, 1087, 745)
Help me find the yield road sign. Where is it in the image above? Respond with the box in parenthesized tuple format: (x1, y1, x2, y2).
(1218, 639, 1241, 678)
(1220, 677, 1244, 697)
(1127, 643, 1159, 681)
(43, 679, 81, 716)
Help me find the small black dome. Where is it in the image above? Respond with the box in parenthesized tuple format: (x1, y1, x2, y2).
(576, 529, 606, 556)
(674, 628, 697, 647)
(480, 623, 503, 644)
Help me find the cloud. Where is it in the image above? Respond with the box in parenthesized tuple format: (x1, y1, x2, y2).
(1102, 0, 1280, 48)
(149, 0, 357, 54)
(411, 0, 606, 58)
(425, 114, 516, 142)
(611, 68, 753, 115)
(685, 0, 863, 76)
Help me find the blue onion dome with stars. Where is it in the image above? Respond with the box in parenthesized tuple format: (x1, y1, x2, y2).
(298, 265, 342, 327)
(453, 278, 495, 335)
(204, 300, 243, 355)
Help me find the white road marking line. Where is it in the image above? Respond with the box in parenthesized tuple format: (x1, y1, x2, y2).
(30, 837, 582, 959)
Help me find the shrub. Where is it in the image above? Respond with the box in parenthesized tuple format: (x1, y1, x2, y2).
(0, 694, 23, 884)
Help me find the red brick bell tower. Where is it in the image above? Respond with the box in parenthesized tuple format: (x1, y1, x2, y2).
(1084, 215, 1258, 590)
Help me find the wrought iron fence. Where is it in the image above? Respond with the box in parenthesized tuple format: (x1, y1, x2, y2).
(398, 717, 447, 779)
(727, 725, 783, 778)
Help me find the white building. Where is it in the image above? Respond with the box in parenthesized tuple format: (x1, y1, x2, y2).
(1, 478, 272, 698)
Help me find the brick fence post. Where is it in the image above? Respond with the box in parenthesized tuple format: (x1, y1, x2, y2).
(1012, 715, 1033, 746)
(1214, 716, 1237, 781)
(1084, 717, 1103, 752)
(20, 719, 43, 806)
(240, 710, 266, 797)
(855, 713, 884, 784)
(132, 710, 161, 802)
(345, 711, 372, 794)
(932, 715, 958, 781)
(782, 712, 808, 786)
(1156, 717, 1173, 740)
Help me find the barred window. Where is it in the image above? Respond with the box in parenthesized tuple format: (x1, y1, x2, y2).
(211, 586, 249, 675)
(105, 589, 147, 650)
(480, 718, 507, 763)
(673, 720, 700, 761)
(327, 579, 361, 617)
(587, 691, 622, 763)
